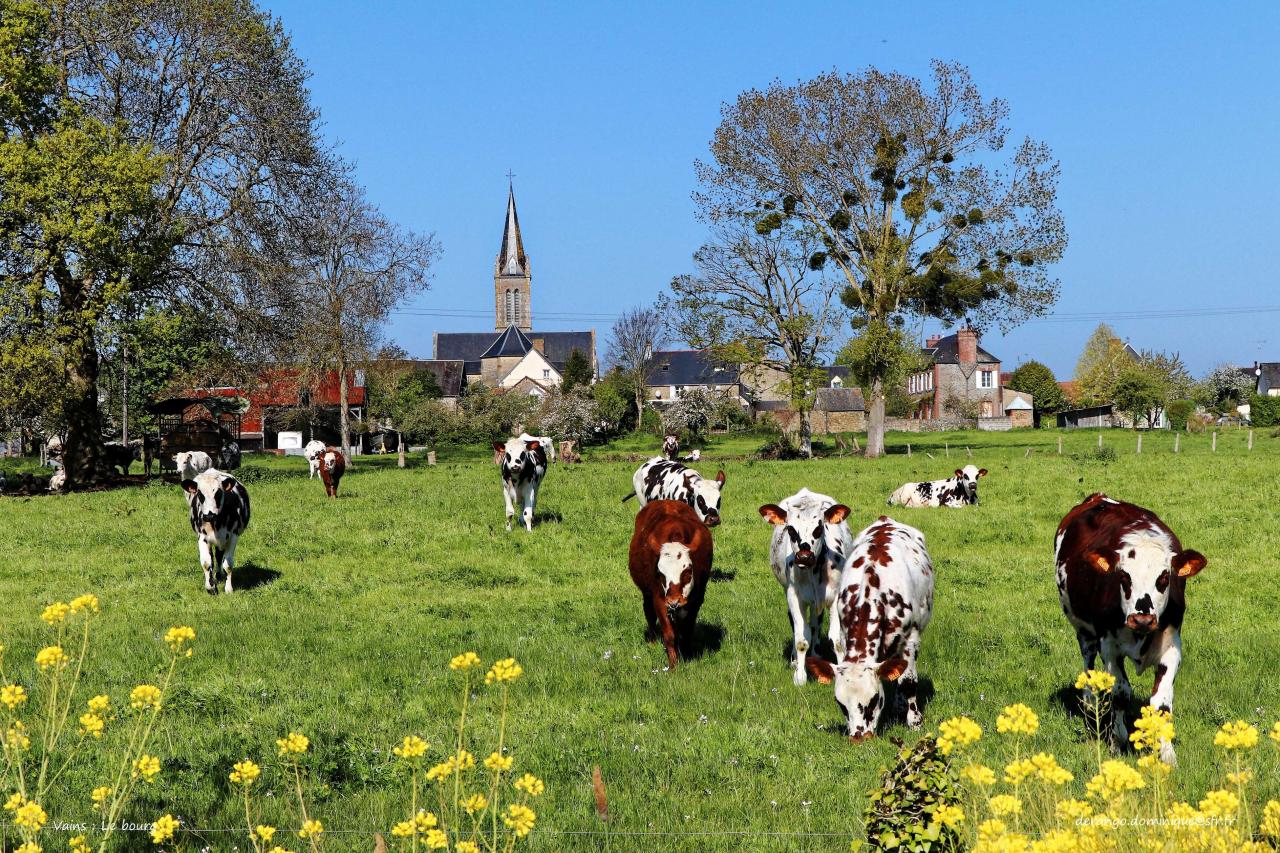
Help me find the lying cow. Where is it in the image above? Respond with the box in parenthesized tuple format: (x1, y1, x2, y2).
(494, 436, 548, 531)
(175, 451, 213, 481)
(182, 469, 251, 594)
(623, 458, 725, 527)
(319, 447, 346, 498)
(888, 465, 987, 508)
(811, 516, 934, 742)
(1055, 494, 1206, 764)
(629, 500, 713, 669)
(304, 440, 327, 479)
(758, 489, 852, 686)
(662, 434, 680, 461)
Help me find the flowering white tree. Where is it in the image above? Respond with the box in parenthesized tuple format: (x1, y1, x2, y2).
(538, 389, 601, 447)
(661, 388, 721, 440)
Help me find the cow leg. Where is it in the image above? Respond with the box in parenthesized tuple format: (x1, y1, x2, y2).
(1149, 636, 1182, 765)
(653, 594, 678, 669)
(1076, 629, 1100, 673)
(222, 535, 238, 594)
(785, 585, 809, 686)
(198, 538, 215, 593)
(502, 481, 515, 531)
(1100, 637, 1133, 748)
(522, 482, 536, 532)
(642, 594, 659, 641)
(898, 631, 924, 728)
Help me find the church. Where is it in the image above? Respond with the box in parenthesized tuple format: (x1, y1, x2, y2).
(432, 185, 597, 396)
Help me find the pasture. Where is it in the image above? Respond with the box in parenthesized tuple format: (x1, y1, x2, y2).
(2, 428, 1279, 851)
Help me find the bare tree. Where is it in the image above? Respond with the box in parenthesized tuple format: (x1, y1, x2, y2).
(607, 306, 664, 429)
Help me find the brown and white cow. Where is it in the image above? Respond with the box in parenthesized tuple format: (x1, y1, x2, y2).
(628, 500, 713, 669)
(888, 465, 987, 508)
(319, 447, 346, 498)
(1055, 494, 1206, 764)
(662, 434, 680, 461)
(812, 516, 934, 741)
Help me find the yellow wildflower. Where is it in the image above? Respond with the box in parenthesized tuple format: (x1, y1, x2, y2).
(485, 750, 514, 772)
(254, 825, 277, 843)
(931, 804, 964, 829)
(1004, 759, 1035, 785)
(230, 759, 261, 785)
(15, 800, 48, 830)
(1261, 800, 1280, 839)
(392, 735, 429, 759)
(297, 818, 323, 839)
(1085, 760, 1144, 800)
(4, 721, 31, 751)
(449, 651, 481, 671)
(1198, 788, 1240, 818)
(1075, 669, 1116, 693)
(1031, 830, 1083, 853)
(79, 712, 105, 738)
(995, 703, 1039, 736)
(503, 803, 537, 837)
(514, 773, 545, 796)
(70, 594, 100, 614)
(1, 684, 27, 709)
(267, 847, 296, 853)
(461, 793, 489, 814)
(91, 786, 112, 809)
(989, 794, 1023, 817)
(977, 818, 1007, 842)
(88, 694, 110, 713)
(454, 749, 475, 771)
(1137, 754, 1171, 777)
(413, 810, 437, 832)
(1214, 720, 1258, 750)
(390, 820, 415, 838)
(15, 843, 41, 853)
(4, 792, 26, 811)
(424, 828, 448, 848)
(1030, 752, 1073, 784)
(959, 764, 996, 786)
(70, 835, 91, 853)
(1227, 769, 1253, 786)
(456, 843, 480, 853)
(151, 813, 179, 844)
(1270, 722, 1280, 745)
(164, 625, 196, 656)
(276, 731, 310, 756)
(130, 684, 162, 711)
(133, 754, 161, 783)
(937, 716, 982, 755)
(425, 759, 455, 782)
(35, 645, 67, 671)
(1055, 798, 1093, 821)
(41, 602, 70, 625)
(485, 657, 523, 684)
(1129, 706, 1174, 752)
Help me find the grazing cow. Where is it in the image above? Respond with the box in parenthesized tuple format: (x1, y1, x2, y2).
(519, 433, 556, 463)
(318, 447, 346, 498)
(628, 500, 713, 669)
(662, 434, 680, 461)
(759, 489, 853, 686)
(1055, 494, 1206, 764)
(181, 469, 251, 593)
(623, 458, 725, 528)
(103, 443, 133, 475)
(811, 516, 934, 741)
(493, 436, 548, 532)
(304, 440, 327, 479)
(888, 465, 987, 508)
(175, 451, 213, 481)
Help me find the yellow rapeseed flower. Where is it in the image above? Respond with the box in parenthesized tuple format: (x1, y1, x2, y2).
(449, 652, 481, 671)
(1137, 754, 1172, 777)
(4, 721, 31, 751)
(4, 792, 26, 811)
(514, 773, 545, 796)
(390, 820, 415, 838)
(230, 759, 261, 785)
(1215, 720, 1259, 750)
(78, 712, 105, 738)
(130, 684, 162, 712)
(14, 843, 40, 853)
(989, 794, 1023, 817)
(1270, 722, 1280, 745)
(1075, 669, 1116, 693)
(392, 735, 429, 760)
(460, 793, 489, 814)
(485, 750, 514, 772)
(133, 754, 161, 783)
(996, 703, 1039, 736)
(1261, 800, 1280, 839)
(88, 694, 110, 713)
(151, 813, 179, 844)
(413, 810, 437, 832)
(70, 594, 100, 614)
(1227, 769, 1253, 786)
(1085, 760, 1144, 800)
(1198, 788, 1240, 818)
(35, 645, 67, 671)
(1130, 706, 1175, 752)
(931, 804, 964, 829)
(1055, 798, 1093, 821)
(424, 828, 448, 849)
(254, 825, 277, 843)
(15, 800, 48, 830)
(90, 786, 112, 810)
(164, 625, 196, 656)
(276, 731, 310, 756)
(297, 818, 323, 840)
(70, 835, 91, 853)
(1, 684, 27, 710)
(937, 716, 982, 755)
(1004, 759, 1035, 785)
(959, 764, 996, 787)
(486, 657, 523, 684)
(503, 803, 537, 837)
(1031, 752, 1073, 785)
(456, 842, 480, 853)
(41, 602, 70, 626)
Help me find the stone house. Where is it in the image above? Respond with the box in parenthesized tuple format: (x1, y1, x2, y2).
(907, 329, 1003, 419)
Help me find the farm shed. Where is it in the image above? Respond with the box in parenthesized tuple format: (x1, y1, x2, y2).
(148, 396, 247, 471)
(1057, 404, 1120, 429)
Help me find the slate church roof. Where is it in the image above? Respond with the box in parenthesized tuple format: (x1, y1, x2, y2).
(435, 327, 594, 376)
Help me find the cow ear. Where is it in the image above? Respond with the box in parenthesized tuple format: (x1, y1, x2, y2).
(877, 658, 908, 682)
(977, 468, 988, 478)
(492, 441, 506, 453)
(954, 469, 964, 478)
(181, 479, 198, 496)
(824, 504, 851, 524)
(220, 478, 236, 492)
(1173, 549, 1207, 578)
(758, 504, 787, 525)
(525, 440, 540, 451)
(714, 470, 726, 487)
(1085, 551, 1114, 573)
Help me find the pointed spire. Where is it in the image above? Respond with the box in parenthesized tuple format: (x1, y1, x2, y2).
(497, 184, 527, 276)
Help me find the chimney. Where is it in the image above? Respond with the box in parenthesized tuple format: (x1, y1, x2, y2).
(925, 334, 942, 348)
(532, 338, 545, 353)
(957, 328, 978, 363)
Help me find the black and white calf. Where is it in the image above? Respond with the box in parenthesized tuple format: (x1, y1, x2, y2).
(888, 465, 987, 508)
(182, 470, 251, 594)
(493, 436, 548, 532)
(624, 458, 725, 527)
(176, 451, 213, 481)
(759, 488, 852, 686)
(304, 440, 326, 479)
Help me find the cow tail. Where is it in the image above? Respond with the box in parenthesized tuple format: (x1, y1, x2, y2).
(621, 491, 636, 503)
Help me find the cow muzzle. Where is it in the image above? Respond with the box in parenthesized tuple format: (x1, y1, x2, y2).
(703, 512, 720, 528)
(795, 547, 817, 569)
(1126, 613, 1158, 633)
(848, 732, 875, 745)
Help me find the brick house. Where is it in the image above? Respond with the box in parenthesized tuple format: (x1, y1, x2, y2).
(908, 329, 1003, 419)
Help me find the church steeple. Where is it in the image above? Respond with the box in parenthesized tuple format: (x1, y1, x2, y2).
(494, 182, 532, 331)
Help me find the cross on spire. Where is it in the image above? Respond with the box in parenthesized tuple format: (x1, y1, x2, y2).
(505, 169, 516, 184)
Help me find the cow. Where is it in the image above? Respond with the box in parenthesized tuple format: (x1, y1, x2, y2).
(493, 436, 548, 532)
(519, 433, 556, 464)
(628, 500, 713, 670)
(623, 458, 725, 528)
(47, 469, 66, 493)
(103, 443, 134, 475)
(662, 434, 680, 461)
(1055, 494, 1206, 764)
(759, 489, 853, 686)
(181, 469, 251, 594)
(682, 449, 701, 463)
(809, 516, 934, 742)
(319, 447, 346, 498)
(175, 451, 213, 481)
(304, 440, 327, 479)
(888, 465, 987, 508)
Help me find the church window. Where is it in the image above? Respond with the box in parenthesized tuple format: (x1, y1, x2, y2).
(504, 289, 514, 324)
(514, 291, 522, 325)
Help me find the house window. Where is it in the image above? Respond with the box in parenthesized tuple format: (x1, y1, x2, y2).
(542, 369, 550, 379)
(354, 370, 366, 388)
(980, 370, 994, 389)
(831, 375, 843, 388)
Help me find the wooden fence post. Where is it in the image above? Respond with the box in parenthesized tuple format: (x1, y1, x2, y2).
(945, 442, 949, 458)
(1248, 429, 1254, 450)
(907, 443, 911, 458)
(427, 450, 437, 466)
(966, 446, 972, 458)
(1057, 435, 1063, 455)
(1174, 433, 1180, 453)
(1212, 432, 1217, 453)
(1136, 433, 1142, 454)
(1097, 432, 1103, 448)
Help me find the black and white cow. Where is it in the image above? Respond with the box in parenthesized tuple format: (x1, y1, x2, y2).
(661, 434, 680, 461)
(304, 440, 327, 479)
(759, 488, 852, 686)
(493, 436, 548, 532)
(182, 469, 251, 594)
(176, 451, 213, 482)
(623, 458, 725, 528)
(888, 464, 987, 508)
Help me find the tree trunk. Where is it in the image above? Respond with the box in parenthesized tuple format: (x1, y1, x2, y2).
(62, 329, 106, 488)
(338, 359, 352, 464)
(864, 377, 886, 458)
(798, 407, 813, 458)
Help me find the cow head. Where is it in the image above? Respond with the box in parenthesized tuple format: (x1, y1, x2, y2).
(688, 470, 725, 527)
(322, 450, 339, 472)
(656, 542, 693, 610)
(662, 435, 679, 457)
(834, 657, 907, 739)
(494, 438, 540, 472)
(955, 465, 987, 503)
(1085, 532, 1206, 633)
(182, 475, 237, 534)
(759, 491, 851, 571)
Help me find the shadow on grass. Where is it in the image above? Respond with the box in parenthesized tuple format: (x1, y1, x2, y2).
(534, 510, 563, 525)
(680, 621, 726, 661)
(233, 562, 281, 591)
(709, 567, 736, 582)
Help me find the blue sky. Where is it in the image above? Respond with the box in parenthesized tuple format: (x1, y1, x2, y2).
(265, 1, 1279, 377)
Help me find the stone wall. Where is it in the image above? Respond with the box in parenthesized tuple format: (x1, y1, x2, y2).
(976, 416, 1013, 432)
(884, 416, 976, 432)
(757, 409, 866, 435)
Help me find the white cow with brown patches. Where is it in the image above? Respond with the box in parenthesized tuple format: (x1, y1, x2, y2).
(888, 465, 987, 508)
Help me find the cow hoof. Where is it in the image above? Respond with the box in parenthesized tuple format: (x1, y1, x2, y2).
(792, 668, 808, 687)
(1159, 741, 1177, 766)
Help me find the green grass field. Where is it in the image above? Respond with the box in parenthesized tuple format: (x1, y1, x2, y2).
(2, 427, 1279, 851)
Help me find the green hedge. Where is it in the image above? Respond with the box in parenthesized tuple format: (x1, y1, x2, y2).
(1251, 395, 1280, 426)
